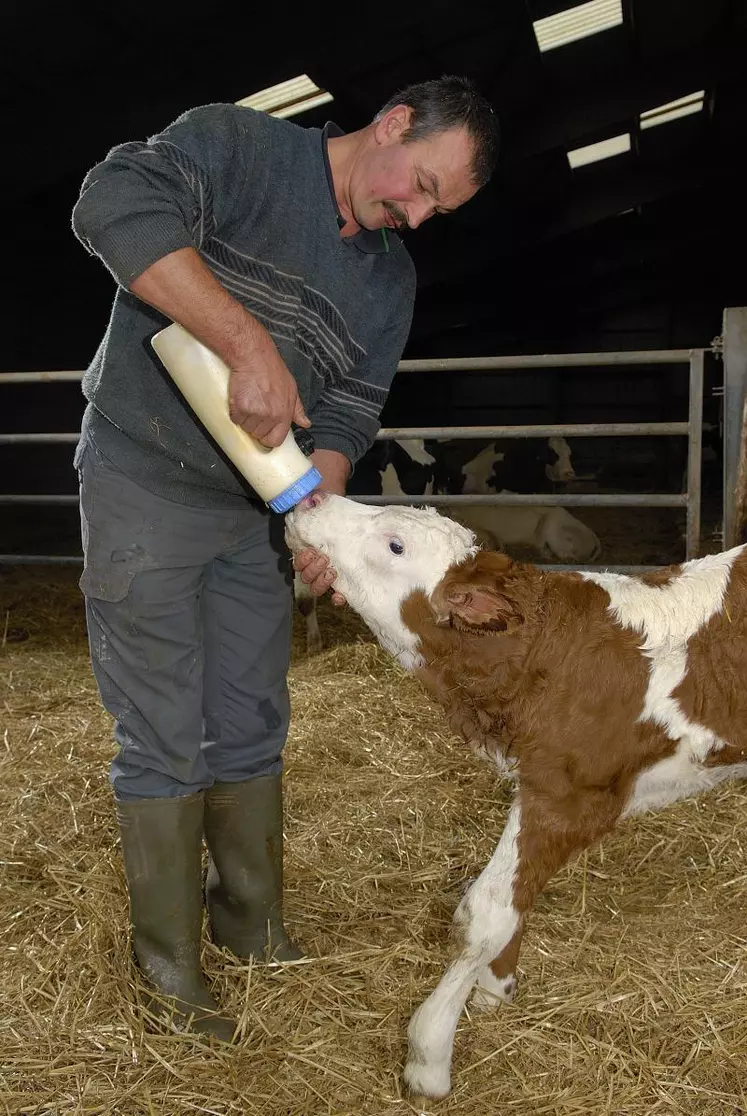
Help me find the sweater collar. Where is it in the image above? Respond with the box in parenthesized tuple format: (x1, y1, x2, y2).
(321, 121, 397, 255)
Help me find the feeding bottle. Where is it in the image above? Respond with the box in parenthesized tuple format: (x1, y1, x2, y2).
(151, 322, 322, 512)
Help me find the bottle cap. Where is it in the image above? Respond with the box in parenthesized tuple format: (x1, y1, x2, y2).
(268, 465, 323, 513)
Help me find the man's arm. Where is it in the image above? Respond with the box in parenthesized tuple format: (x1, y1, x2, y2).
(131, 248, 309, 448)
(72, 105, 308, 448)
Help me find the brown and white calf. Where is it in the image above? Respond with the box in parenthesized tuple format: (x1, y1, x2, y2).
(285, 493, 747, 1100)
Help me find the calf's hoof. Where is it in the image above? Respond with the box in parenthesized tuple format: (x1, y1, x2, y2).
(403, 1058, 452, 1101)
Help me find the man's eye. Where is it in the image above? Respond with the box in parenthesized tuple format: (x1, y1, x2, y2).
(389, 539, 405, 555)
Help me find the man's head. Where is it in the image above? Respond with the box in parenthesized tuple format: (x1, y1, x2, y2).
(342, 75, 499, 233)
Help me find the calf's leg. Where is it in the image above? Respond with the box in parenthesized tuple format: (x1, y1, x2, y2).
(404, 788, 621, 1100)
(471, 920, 524, 1008)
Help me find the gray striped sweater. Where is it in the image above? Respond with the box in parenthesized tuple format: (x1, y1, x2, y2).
(71, 103, 416, 507)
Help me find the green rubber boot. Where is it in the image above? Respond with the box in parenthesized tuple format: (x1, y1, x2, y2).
(204, 775, 302, 962)
(116, 793, 235, 1041)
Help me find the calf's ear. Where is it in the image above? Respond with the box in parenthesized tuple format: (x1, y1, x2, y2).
(431, 580, 523, 633)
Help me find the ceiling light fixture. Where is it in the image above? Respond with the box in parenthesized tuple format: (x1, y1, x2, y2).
(640, 90, 705, 130)
(567, 132, 631, 168)
(533, 0, 623, 52)
(236, 74, 333, 119)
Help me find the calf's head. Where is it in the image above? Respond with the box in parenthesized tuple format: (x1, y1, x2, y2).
(546, 436, 576, 483)
(285, 493, 477, 667)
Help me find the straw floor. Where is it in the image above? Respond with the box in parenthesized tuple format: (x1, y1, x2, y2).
(1, 565, 746, 1115)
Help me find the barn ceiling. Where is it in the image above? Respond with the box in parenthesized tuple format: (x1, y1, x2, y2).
(5, 0, 747, 366)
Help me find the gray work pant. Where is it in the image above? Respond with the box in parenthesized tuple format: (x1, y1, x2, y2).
(77, 441, 293, 801)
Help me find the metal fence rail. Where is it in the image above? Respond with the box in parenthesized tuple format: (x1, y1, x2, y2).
(0, 492, 689, 507)
(0, 349, 698, 382)
(0, 346, 707, 567)
(371, 349, 704, 559)
(0, 421, 692, 444)
(352, 493, 688, 507)
(397, 350, 695, 371)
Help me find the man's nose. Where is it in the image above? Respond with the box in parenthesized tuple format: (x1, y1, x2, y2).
(406, 199, 436, 230)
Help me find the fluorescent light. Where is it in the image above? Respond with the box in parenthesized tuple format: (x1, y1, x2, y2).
(567, 132, 631, 168)
(271, 92, 334, 119)
(236, 74, 333, 118)
(640, 90, 705, 130)
(533, 0, 623, 52)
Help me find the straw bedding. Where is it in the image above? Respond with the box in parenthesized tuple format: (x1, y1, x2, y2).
(1, 566, 746, 1115)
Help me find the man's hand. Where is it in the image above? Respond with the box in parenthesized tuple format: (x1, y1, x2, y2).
(293, 548, 345, 606)
(292, 449, 350, 605)
(228, 334, 310, 449)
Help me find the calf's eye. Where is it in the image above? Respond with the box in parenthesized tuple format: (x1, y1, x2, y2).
(389, 538, 405, 556)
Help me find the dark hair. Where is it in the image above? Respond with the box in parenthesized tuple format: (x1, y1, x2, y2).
(374, 75, 499, 188)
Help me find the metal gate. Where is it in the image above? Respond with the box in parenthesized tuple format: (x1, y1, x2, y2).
(0, 341, 726, 570)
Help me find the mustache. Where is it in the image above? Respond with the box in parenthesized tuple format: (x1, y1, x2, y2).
(382, 201, 408, 231)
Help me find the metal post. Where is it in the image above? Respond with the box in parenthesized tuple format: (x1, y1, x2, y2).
(723, 308, 747, 548)
(685, 350, 704, 560)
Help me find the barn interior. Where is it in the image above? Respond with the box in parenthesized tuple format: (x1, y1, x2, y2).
(4, 0, 747, 564)
(3, 2, 747, 1113)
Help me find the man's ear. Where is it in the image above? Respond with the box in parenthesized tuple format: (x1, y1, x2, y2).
(374, 104, 413, 144)
(431, 581, 523, 633)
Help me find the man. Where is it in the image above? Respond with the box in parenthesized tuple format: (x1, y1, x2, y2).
(72, 75, 498, 1040)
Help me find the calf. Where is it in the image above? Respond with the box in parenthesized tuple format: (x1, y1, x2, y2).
(348, 438, 436, 498)
(371, 459, 593, 564)
(285, 493, 747, 1100)
(380, 440, 435, 497)
(453, 501, 601, 562)
(433, 436, 576, 496)
(460, 436, 575, 494)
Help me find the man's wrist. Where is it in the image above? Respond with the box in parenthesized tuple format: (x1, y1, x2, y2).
(221, 313, 273, 366)
(310, 448, 351, 495)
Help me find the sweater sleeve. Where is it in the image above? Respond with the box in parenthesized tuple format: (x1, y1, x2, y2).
(71, 103, 260, 287)
(307, 255, 416, 465)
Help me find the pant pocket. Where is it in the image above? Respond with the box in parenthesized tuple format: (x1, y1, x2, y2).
(78, 445, 157, 603)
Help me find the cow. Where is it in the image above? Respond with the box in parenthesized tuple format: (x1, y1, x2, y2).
(428, 436, 576, 496)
